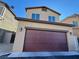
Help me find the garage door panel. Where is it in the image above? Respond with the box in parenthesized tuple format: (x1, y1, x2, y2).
(23, 29, 68, 51)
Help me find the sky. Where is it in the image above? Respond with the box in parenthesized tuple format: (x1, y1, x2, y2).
(3, 0, 79, 20)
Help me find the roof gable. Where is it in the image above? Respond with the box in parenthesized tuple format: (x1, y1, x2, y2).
(63, 13, 79, 21)
(26, 6, 61, 15)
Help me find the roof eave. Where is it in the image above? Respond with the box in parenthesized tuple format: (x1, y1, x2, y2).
(25, 6, 61, 15)
(0, 1, 16, 17)
(16, 17, 74, 27)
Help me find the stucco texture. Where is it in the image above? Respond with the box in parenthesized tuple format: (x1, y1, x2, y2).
(63, 16, 79, 38)
(26, 8, 60, 22)
(0, 4, 18, 32)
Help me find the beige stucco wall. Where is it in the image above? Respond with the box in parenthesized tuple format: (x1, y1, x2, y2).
(63, 16, 79, 26)
(0, 3, 18, 32)
(63, 17, 74, 24)
(63, 16, 79, 38)
(13, 23, 26, 51)
(0, 2, 18, 52)
(26, 8, 60, 22)
(13, 21, 78, 52)
(0, 2, 5, 7)
(73, 28, 79, 37)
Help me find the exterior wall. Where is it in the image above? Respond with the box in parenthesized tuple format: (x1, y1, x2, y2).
(13, 23, 26, 51)
(26, 8, 60, 22)
(63, 17, 74, 24)
(63, 16, 79, 26)
(62, 16, 79, 50)
(63, 16, 79, 41)
(0, 2, 5, 20)
(3, 31, 12, 43)
(13, 21, 78, 51)
(73, 28, 79, 37)
(0, 29, 14, 52)
(0, 2, 18, 32)
(0, 2, 18, 52)
(0, 3, 5, 7)
(0, 43, 13, 52)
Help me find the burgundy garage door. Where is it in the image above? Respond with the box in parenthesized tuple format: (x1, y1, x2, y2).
(23, 29, 68, 51)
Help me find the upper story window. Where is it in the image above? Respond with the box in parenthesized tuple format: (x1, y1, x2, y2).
(48, 16, 55, 22)
(73, 21, 78, 26)
(32, 13, 40, 20)
(0, 6, 5, 16)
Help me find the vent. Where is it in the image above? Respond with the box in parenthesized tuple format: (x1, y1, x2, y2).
(42, 8, 47, 12)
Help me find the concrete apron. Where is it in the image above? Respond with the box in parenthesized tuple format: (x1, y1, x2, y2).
(8, 52, 79, 57)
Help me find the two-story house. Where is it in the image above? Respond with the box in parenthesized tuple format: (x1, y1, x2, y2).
(0, 1, 18, 52)
(13, 6, 78, 52)
(63, 14, 79, 49)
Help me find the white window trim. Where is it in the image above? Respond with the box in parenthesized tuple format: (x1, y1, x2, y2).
(0, 6, 6, 17)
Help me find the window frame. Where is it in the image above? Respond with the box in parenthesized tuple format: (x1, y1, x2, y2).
(32, 13, 40, 20)
(36, 14, 40, 20)
(0, 6, 5, 17)
(32, 13, 36, 20)
(48, 16, 55, 22)
(77, 37, 79, 45)
(73, 21, 78, 26)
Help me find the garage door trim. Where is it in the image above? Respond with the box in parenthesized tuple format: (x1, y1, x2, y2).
(25, 27, 68, 33)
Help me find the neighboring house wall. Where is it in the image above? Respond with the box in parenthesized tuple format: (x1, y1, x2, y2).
(62, 14, 79, 50)
(0, 3, 18, 32)
(63, 17, 74, 24)
(0, 2, 5, 8)
(0, 2, 18, 52)
(0, 2, 5, 20)
(3, 31, 12, 43)
(13, 20, 78, 51)
(0, 29, 14, 52)
(62, 15, 79, 37)
(0, 29, 13, 43)
(63, 15, 79, 27)
(73, 28, 79, 37)
(26, 8, 60, 22)
(0, 43, 13, 52)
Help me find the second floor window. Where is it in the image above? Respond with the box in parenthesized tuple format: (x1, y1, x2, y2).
(32, 13, 40, 20)
(73, 21, 78, 26)
(48, 16, 55, 22)
(0, 6, 5, 16)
